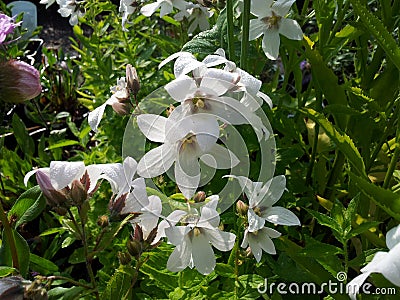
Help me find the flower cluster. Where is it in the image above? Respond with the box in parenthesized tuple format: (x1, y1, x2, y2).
(40, 0, 86, 26)
(122, 0, 214, 33)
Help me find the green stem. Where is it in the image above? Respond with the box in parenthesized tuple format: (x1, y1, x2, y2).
(122, 256, 150, 300)
(383, 103, 400, 189)
(226, 0, 235, 61)
(80, 213, 99, 300)
(324, 151, 346, 200)
(240, 0, 251, 69)
(46, 275, 94, 290)
(0, 201, 19, 271)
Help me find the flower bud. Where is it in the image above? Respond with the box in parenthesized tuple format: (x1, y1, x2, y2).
(127, 239, 142, 258)
(70, 179, 88, 206)
(118, 251, 132, 265)
(126, 64, 140, 95)
(193, 191, 206, 203)
(0, 60, 41, 104)
(36, 171, 69, 207)
(111, 101, 131, 116)
(236, 200, 248, 216)
(97, 215, 109, 228)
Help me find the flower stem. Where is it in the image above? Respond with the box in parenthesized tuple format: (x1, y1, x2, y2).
(0, 200, 19, 271)
(240, 0, 251, 69)
(226, 0, 235, 61)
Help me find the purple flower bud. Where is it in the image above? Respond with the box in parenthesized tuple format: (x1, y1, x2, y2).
(35, 171, 69, 207)
(0, 60, 42, 103)
(0, 13, 21, 44)
(126, 64, 140, 95)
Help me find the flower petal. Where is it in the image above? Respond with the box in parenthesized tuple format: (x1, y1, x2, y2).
(50, 161, 85, 190)
(248, 208, 266, 232)
(249, 19, 265, 41)
(137, 144, 175, 178)
(251, 0, 273, 17)
(137, 114, 167, 143)
(272, 0, 296, 17)
(386, 224, 400, 250)
(256, 175, 286, 207)
(166, 237, 192, 272)
(347, 272, 371, 300)
(140, 1, 162, 17)
(247, 232, 263, 262)
(164, 75, 197, 102)
(192, 232, 216, 275)
(88, 97, 118, 132)
(200, 69, 239, 96)
(175, 151, 201, 199)
(262, 30, 280, 60)
(122, 178, 150, 213)
(24, 167, 50, 186)
(279, 18, 303, 40)
(198, 206, 220, 229)
(263, 206, 300, 226)
(200, 144, 240, 169)
(206, 229, 236, 251)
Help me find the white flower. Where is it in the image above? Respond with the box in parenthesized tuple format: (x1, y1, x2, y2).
(40, 0, 59, 8)
(165, 68, 268, 141)
(57, 0, 85, 26)
(140, 0, 189, 17)
(165, 198, 236, 274)
(174, 3, 214, 34)
(119, 0, 140, 30)
(347, 224, 400, 300)
(249, 0, 303, 60)
(88, 77, 130, 132)
(241, 227, 281, 262)
(136, 113, 238, 198)
(226, 175, 300, 232)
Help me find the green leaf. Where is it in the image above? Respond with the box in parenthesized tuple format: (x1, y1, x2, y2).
(46, 140, 80, 150)
(348, 172, 400, 220)
(350, 0, 400, 70)
(214, 263, 235, 278)
(29, 253, 59, 275)
(8, 185, 46, 228)
(48, 286, 85, 300)
(300, 107, 366, 177)
(68, 247, 85, 264)
(0, 266, 16, 277)
(306, 209, 343, 236)
(101, 265, 135, 299)
(302, 39, 348, 130)
(11, 113, 35, 157)
(0, 229, 30, 277)
(347, 221, 381, 239)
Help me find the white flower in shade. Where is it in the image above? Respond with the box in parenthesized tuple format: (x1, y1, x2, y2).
(57, 0, 85, 26)
(165, 198, 236, 274)
(347, 224, 400, 300)
(24, 157, 138, 198)
(241, 227, 281, 262)
(119, 0, 140, 30)
(174, 3, 214, 34)
(249, 0, 303, 60)
(40, 0, 58, 9)
(136, 113, 239, 198)
(226, 175, 300, 231)
(165, 68, 269, 141)
(140, 0, 189, 17)
(88, 77, 130, 132)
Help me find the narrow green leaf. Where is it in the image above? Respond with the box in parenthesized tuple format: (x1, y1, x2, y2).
(302, 39, 348, 130)
(8, 186, 46, 228)
(30, 253, 59, 275)
(306, 209, 343, 235)
(101, 265, 135, 299)
(0, 229, 30, 277)
(11, 114, 35, 157)
(0, 266, 16, 277)
(46, 140, 80, 150)
(348, 172, 400, 220)
(301, 107, 366, 177)
(347, 221, 381, 240)
(350, 0, 400, 70)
